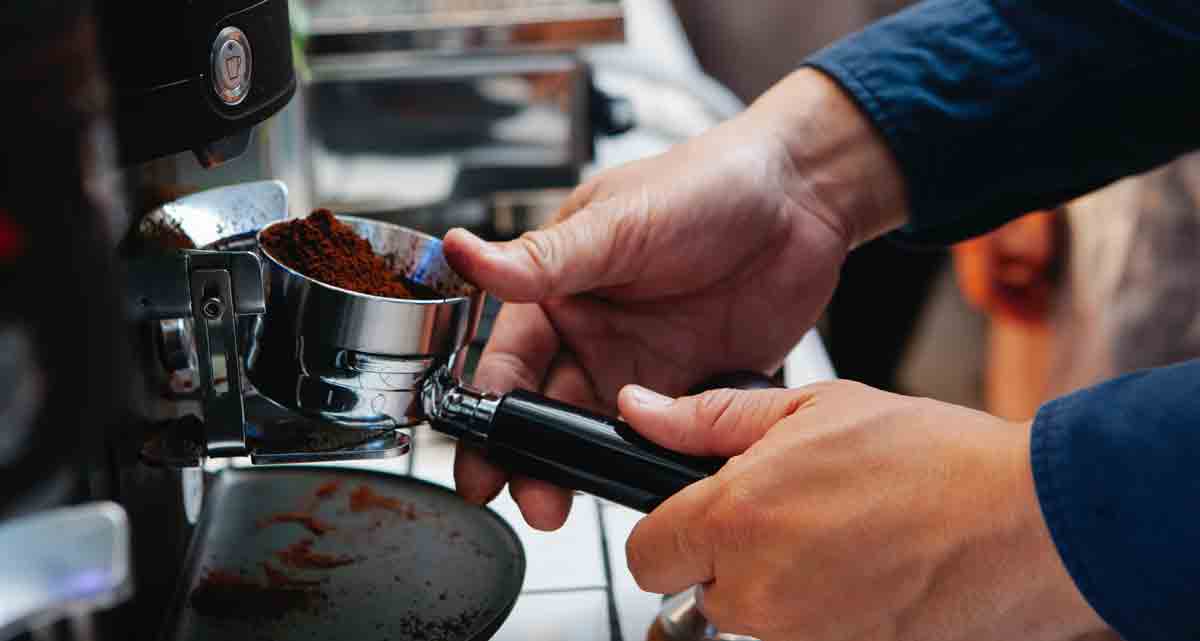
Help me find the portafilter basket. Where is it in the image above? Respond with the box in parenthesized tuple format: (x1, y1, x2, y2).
(250, 215, 730, 514)
(249, 216, 484, 429)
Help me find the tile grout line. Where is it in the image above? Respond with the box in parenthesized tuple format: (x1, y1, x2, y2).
(595, 499, 626, 641)
(519, 585, 609, 595)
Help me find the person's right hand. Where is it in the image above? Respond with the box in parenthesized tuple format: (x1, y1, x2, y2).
(442, 69, 908, 529)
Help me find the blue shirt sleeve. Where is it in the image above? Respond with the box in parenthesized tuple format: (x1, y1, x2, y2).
(806, 0, 1200, 245)
(805, 4, 1200, 640)
(1031, 360, 1200, 641)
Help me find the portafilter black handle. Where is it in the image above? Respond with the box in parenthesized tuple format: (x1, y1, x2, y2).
(431, 371, 781, 513)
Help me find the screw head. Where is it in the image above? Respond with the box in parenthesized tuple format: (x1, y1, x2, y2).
(201, 297, 225, 320)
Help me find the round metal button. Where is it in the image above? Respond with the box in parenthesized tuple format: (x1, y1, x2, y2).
(211, 26, 252, 106)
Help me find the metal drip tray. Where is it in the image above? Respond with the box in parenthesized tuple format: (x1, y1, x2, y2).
(160, 467, 524, 641)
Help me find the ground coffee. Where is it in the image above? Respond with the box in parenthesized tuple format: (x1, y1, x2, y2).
(259, 209, 417, 299)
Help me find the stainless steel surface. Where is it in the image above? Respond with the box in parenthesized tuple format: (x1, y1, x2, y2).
(126, 248, 266, 458)
(189, 268, 246, 457)
(245, 396, 413, 463)
(126, 251, 267, 322)
(422, 372, 500, 445)
(128, 183, 431, 466)
(0, 502, 132, 641)
(248, 430, 411, 463)
(211, 26, 253, 107)
(249, 216, 484, 427)
(654, 589, 756, 641)
(160, 467, 524, 641)
(137, 180, 290, 250)
(297, 0, 623, 54)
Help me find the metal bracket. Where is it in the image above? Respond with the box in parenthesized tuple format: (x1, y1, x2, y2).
(126, 250, 264, 458)
(128, 247, 413, 466)
(126, 250, 265, 322)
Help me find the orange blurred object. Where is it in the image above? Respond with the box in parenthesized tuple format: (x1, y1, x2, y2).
(952, 210, 1061, 324)
(952, 210, 1063, 420)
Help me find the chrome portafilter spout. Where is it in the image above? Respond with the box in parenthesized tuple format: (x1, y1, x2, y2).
(421, 367, 500, 446)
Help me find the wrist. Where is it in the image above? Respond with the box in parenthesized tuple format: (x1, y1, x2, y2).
(746, 68, 910, 248)
(1003, 419, 1110, 641)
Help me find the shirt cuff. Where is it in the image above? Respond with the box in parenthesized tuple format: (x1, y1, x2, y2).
(1030, 360, 1200, 641)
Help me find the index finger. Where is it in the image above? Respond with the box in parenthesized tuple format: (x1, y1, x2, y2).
(454, 302, 559, 505)
(472, 301, 559, 393)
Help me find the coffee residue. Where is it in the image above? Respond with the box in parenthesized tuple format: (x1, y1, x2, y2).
(261, 562, 324, 588)
(190, 569, 322, 620)
(315, 480, 342, 498)
(258, 512, 334, 536)
(348, 484, 419, 520)
(259, 209, 433, 299)
(276, 538, 356, 570)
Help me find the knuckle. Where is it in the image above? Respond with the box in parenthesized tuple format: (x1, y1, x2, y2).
(519, 231, 558, 273)
(695, 389, 740, 431)
(708, 482, 777, 562)
(708, 481, 756, 541)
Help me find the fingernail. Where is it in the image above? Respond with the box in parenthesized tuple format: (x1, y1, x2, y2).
(628, 385, 673, 407)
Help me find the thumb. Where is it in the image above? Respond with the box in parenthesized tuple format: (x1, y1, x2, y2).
(617, 385, 814, 457)
(443, 207, 628, 303)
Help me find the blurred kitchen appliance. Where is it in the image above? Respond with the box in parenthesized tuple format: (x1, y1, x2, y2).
(293, 0, 632, 237)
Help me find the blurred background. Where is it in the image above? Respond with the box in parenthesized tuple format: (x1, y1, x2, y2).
(6, 2, 1200, 641)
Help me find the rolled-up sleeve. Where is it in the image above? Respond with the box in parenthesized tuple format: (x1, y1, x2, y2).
(1031, 360, 1200, 641)
(806, 0, 1200, 244)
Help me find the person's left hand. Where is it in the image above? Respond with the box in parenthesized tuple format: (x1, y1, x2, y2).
(617, 380, 1110, 641)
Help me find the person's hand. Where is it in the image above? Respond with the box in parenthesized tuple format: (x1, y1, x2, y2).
(443, 69, 908, 529)
(620, 380, 1111, 641)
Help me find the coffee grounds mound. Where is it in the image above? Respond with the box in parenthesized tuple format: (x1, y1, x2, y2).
(259, 209, 417, 299)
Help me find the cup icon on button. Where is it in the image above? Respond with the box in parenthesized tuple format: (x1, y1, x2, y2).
(225, 54, 242, 82)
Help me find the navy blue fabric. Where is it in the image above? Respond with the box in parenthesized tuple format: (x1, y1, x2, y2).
(806, 0, 1200, 245)
(804, 4, 1200, 641)
(1032, 361, 1200, 641)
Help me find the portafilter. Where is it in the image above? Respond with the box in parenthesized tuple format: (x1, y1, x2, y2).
(248, 215, 727, 512)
